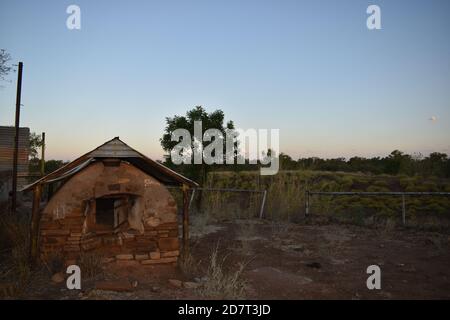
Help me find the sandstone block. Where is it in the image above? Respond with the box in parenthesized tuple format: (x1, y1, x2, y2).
(135, 254, 149, 261)
(141, 257, 177, 265)
(116, 254, 134, 260)
(158, 237, 179, 251)
(161, 250, 179, 258)
(149, 251, 160, 260)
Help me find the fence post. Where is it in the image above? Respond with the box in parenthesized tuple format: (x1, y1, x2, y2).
(259, 190, 267, 219)
(305, 190, 310, 217)
(188, 188, 196, 210)
(402, 194, 406, 226)
(182, 184, 190, 253)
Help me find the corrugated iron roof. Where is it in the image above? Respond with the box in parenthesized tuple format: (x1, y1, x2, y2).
(20, 137, 198, 191)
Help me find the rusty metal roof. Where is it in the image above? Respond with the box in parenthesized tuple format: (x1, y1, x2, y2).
(20, 137, 198, 191)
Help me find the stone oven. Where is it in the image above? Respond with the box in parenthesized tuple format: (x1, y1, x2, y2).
(22, 138, 197, 265)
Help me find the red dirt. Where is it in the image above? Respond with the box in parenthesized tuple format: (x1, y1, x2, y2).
(18, 220, 450, 300)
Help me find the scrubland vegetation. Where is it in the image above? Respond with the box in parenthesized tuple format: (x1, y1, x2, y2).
(187, 170, 450, 231)
(0, 205, 31, 297)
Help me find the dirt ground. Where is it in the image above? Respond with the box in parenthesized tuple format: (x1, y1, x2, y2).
(18, 219, 450, 300)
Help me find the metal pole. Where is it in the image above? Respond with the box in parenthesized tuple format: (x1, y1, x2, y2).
(40, 132, 45, 176)
(402, 194, 406, 226)
(259, 190, 267, 219)
(11, 61, 23, 213)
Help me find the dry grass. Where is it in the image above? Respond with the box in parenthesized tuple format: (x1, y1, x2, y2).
(0, 208, 31, 296)
(199, 243, 247, 299)
(178, 246, 200, 277)
(205, 170, 450, 229)
(41, 250, 65, 274)
(79, 251, 104, 279)
(270, 221, 291, 239)
(190, 213, 212, 237)
(235, 222, 258, 256)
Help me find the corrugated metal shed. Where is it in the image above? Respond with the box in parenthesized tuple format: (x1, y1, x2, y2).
(0, 126, 30, 174)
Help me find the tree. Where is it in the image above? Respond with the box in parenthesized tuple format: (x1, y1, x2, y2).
(384, 150, 413, 175)
(0, 49, 12, 82)
(29, 132, 43, 160)
(160, 106, 235, 184)
(28, 132, 44, 173)
(423, 152, 448, 177)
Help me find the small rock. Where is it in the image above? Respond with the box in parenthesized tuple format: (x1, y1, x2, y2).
(183, 281, 200, 289)
(168, 279, 183, 288)
(51, 272, 65, 284)
(151, 286, 161, 293)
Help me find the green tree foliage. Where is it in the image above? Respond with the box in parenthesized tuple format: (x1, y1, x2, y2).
(160, 106, 236, 184)
(28, 132, 68, 174)
(29, 132, 43, 160)
(160, 110, 450, 180)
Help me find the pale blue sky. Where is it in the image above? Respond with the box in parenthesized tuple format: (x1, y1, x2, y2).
(1, 0, 449, 161)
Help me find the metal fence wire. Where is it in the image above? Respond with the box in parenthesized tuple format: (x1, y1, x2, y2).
(305, 191, 450, 225)
(169, 187, 267, 221)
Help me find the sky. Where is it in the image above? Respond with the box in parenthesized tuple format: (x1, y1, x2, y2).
(0, 0, 449, 161)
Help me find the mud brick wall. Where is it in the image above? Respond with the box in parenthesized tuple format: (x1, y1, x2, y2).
(39, 160, 179, 263)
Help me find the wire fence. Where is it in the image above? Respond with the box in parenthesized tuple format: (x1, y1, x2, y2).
(305, 191, 450, 225)
(168, 186, 267, 220)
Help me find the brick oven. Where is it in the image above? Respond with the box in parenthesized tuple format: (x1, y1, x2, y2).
(22, 137, 197, 265)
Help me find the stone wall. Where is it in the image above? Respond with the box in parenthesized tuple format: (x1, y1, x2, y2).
(39, 160, 179, 264)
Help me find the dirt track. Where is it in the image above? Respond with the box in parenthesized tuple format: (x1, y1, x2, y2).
(21, 220, 450, 300)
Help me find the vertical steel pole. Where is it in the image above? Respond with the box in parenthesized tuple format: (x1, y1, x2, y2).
(40, 132, 45, 176)
(11, 62, 23, 213)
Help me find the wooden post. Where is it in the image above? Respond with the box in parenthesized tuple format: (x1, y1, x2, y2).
(402, 194, 406, 226)
(29, 184, 42, 264)
(40, 132, 45, 176)
(47, 183, 54, 202)
(11, 62, 23, 213)
(182, 184, 190, 252)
